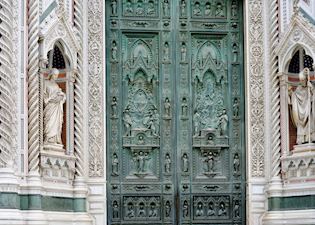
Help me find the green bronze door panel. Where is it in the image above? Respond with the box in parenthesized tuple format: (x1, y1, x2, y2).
(106, 1, 245, 225)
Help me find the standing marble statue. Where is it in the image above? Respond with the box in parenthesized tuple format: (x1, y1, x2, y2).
(289, 68, 315, 144)
(43, 69, 66, 145)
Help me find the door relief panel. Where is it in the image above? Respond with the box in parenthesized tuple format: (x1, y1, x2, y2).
(107, 1, 244, 224)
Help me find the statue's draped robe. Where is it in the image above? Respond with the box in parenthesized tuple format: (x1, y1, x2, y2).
(43, 79, 66, 144)
(291, 84, 315, 144)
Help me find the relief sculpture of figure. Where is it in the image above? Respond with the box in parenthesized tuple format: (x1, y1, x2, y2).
(164, 97, 171, 117)
(165, 153, 171, 173)
(112, 153, 119, 176)
(289, 68, 315, 144)
(165, 201, 171, 217)
(195, 202, 204, 217)
(163, 0, 169, 16)
(123, 107, 132, 136)
(147, 1, 155, 15)
(218, 109, 228, 137)
(148, 203, 158, 217)
(207, 202, 215, 216)
(182, 153, 189, 172)
(43, 69, 66, 145)
(111, 0, 117, 15)
(182, 200, 189, 218)
(112, 201, 119, 218)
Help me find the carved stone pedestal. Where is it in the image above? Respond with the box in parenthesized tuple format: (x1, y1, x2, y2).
(40, 146, 76, 185)
(293, 143, 315, 154)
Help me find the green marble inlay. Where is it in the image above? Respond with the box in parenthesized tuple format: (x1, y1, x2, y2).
(0, 192, 86, 212)
(269, 195, 315, 211)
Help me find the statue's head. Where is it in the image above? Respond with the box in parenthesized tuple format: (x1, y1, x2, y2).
(48, 68, 59, 80)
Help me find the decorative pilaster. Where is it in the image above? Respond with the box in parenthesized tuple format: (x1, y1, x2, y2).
(27, 0, 40, 172)
(88, 0, 104, 177)
(0, 0, 14, 168)
(279, 73, 289, 158)
(73, 0, 85, 178)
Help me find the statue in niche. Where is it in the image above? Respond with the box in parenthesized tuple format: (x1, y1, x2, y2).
(216, 3, 224, 17)
(207, 202, 215, 216)
(112, 153, 119, 176)
(163, 42, 170, 61)
(196, 202, 204, 217)
(133, 151, 150, 173)
(43, 68, 66, 146)
(193, 2, 201, 16)
(164, 97, 171, 117)
(232, 43, 238, 63)
(180, 0, 186, 16)
(137, 135, 145, 145)
(181, 42, 187, 62)
(165, 153, 171, 173)
(233, 153, 240, 174)
(234, 200, 240, 218)
(218, 202, 227, 216)
(111, 96, 118, 117)
(111, 0, 117, 15)
(111, 41, 118, 61)
(163, 0, 169, 16)
(289, 68, 315, 144)
(127, 203, 135, 218)
(218, 109, 228, 137)
(181, 97, 188, 117)
(112, 201, 119, 218)
(136, 0, 144, 15)
(204, 151, 216, 173)
(182, 200, 189, 218)
(205, 3, 211, 16)
(149, 203, 158, 217)
(231, 1, 238, 18)
(193, 110, 201, 137)
(123, 107, 133, 136)
(147, 1, 155, 15)
(125, 0, 133, 14)
(138, 203, 146, 217)
(165, 201, 171, 217)
(207, 135, 214, 145)
(233, 98, 239, 117)
(182, 153, 189, 172)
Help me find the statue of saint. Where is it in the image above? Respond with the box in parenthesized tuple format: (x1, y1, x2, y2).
(193, 2, 201, 16)
(218, 109, 228, 137)
(182, 200, 189, 218)
(148, 203, 157, 217)
(207, 202, 215, 216)
(165, 153, 171, 173)
(43, 69, 66, 145)
(164, 97, 171, 117)
(163, 0, 169, 16)
(289, 68, 315, 144)
(218, 202, 227, 216)
(112, 153, 119, 176)
(112, 201, 119, 218)
(195, 202, 204, 217)
(165, 201, 171, 217)
(123, 107, 132, 136)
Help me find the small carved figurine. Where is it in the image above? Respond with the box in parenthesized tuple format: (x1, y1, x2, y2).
(127, 203, 135, 218)
(232, 43, 238, 63)
(163, 0, 169, 16)
(233, 153, 240, 174)
(180, 0, 186, 16)
(205, 3, 211, 16)
(182, 153, 189, 172)
(165, 201, 171, 217)
(165, 153, 171, 173)
(193, 2, 201, 16)
(216, 3, 224, 17)
(123, 107, 132, 136)
(111, 96, 118, 116)
(164, 97, 171, 117)
(182, 200, 189, 218)
(193, 110, 201, 137)
(111, 41, 118, 61)
(149, 203, 158, 217)
(231, 1, 238, 18)
(234, 200, 240, 218)
(138, 203, 146, 217)
(147, 0, 155, 15)
(112, 201, 119, 218)
(181, 97, 188, 117)
(136, 0, 144, 15)
(181, 42, 187, 62)
(218, 109, 228, 136)
(111, 0, 117, 15)
(207, 202, 215, 216)
(196, 202, 204, 217)
(163, 42, 170, 61)
(125, 0, 133, 14)
(233, 98, 239, 117)
(205, 152, 215, 173)
(112, 153, 119, 176)
(218, 202, 227, 216)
